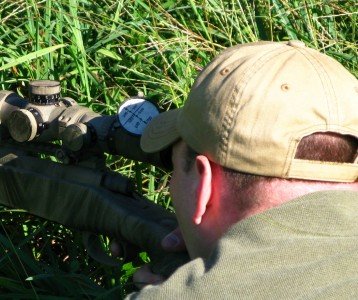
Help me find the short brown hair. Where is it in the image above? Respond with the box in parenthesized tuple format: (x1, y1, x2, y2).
(295, 132, 357, 163)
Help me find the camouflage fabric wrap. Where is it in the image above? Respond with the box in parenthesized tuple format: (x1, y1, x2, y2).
(0, 147, 189, 277)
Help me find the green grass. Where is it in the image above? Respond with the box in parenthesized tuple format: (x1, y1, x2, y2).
(0, 0, 357, 298)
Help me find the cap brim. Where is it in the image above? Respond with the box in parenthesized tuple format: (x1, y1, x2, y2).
(140, 108, 182, 153)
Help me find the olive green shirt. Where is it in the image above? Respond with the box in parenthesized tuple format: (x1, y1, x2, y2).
(127, 190, 358, 299)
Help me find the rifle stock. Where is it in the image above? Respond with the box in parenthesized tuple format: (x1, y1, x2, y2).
(0, 146, 189, 277)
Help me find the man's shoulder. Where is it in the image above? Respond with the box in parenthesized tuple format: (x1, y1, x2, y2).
(127, 190, 358, 299)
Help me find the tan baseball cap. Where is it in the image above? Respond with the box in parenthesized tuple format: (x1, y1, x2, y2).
(141, 41, 358, 182)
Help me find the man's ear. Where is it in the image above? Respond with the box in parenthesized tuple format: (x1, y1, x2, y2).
(193, 155, 212, 225)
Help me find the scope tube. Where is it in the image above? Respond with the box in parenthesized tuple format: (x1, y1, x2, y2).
(107, 124, 172, 170)
(0, 85, 172, 169)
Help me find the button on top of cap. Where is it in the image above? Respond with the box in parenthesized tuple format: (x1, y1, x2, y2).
(287, 40, 306, 48)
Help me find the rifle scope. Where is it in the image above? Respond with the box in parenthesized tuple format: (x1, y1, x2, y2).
(0, 80, 172, 169)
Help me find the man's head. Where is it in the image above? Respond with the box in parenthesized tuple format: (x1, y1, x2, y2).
(140, 41, 358, 258)
(141, 40, 357, 182)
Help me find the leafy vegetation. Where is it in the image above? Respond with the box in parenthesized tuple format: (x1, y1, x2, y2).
(0, 0, 357, 298)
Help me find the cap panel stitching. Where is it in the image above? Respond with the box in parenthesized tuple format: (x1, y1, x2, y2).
(294, 48, 338, 126)
(219, 46, 293, 165)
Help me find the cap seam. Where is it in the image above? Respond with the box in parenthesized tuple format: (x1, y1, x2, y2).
(289, 123, 358, 138)
(283, 134, 298, 177)
(220, 45, 292, 165)
(295, 47, 339, 126)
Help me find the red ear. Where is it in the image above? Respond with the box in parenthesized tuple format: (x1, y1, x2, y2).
(193, 155, 212, 225)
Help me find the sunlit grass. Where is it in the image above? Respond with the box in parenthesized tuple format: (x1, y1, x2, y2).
(0, 0, 356, 298)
